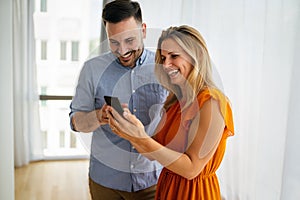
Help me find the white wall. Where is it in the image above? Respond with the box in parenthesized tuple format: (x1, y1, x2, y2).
(0, 0, 14, 199)
(280, 21, 300, 199)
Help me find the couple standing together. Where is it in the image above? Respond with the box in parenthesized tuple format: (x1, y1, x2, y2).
(70, 0, 234, 199)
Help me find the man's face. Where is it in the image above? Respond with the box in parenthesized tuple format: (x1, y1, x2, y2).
(106, 17, 146, 68)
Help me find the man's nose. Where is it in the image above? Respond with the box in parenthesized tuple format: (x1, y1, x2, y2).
(117, 43, 129, 56)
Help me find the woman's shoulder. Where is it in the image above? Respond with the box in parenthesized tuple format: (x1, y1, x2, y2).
(197, 87, 234, 136)
(197, 87, 227, 105)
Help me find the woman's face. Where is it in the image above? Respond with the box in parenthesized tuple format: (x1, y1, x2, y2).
(160, 38, 193, 86)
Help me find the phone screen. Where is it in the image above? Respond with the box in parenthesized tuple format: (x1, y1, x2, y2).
(104, 96, 124, 116)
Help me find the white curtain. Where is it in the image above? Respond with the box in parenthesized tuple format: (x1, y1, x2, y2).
(13, 0, 43, 167)
(11, 0, 299, 198)
(139, 0, 300, 199)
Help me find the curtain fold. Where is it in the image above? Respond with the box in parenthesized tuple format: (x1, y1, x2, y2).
(13, 0, 42, 167)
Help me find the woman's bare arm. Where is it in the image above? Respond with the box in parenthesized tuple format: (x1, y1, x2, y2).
(108, 99, 225, 180)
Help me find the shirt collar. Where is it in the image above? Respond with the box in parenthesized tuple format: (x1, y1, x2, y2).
(137, 49, 147, 66)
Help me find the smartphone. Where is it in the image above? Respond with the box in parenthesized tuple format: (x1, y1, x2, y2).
(104, 96, 124, 116)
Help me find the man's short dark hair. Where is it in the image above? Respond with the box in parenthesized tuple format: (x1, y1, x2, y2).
(102, 0, 143, 26)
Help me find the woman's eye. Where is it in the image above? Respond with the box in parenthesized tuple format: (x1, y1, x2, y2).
(171, 54, 179, 59)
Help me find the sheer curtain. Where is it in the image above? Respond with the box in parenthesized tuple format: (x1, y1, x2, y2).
(11, 0, 299, 198)
(139, 0, 300, 199)
(13, 0, 43, 167)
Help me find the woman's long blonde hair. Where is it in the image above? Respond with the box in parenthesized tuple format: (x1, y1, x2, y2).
(155, 25, 216, 110)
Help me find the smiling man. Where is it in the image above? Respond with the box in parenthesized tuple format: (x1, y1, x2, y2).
(69, 0, 168, 200)
(106, 17, 146, 67)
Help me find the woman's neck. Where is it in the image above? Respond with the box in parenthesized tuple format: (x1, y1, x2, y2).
(179, 86, 187, 103)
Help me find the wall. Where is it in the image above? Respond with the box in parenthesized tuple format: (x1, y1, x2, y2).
(0, 0, 14, 199)
(281, 19, 300, 199)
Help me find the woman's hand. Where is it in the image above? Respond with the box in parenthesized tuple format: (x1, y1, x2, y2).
(106, 106, 150, 141)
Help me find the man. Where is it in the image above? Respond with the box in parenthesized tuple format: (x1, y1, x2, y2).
(69, 0, 168, 199)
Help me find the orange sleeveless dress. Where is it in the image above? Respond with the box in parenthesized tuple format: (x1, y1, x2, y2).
(154, 88, 234, 200)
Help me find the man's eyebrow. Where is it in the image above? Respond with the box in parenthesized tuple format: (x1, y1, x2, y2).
(109, 38, 118, 42)
(125, 36, 136, 40)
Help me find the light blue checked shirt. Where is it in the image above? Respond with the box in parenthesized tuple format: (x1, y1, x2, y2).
(70, 49, 168, 192)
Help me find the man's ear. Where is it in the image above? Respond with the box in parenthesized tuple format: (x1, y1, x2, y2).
(141, 23, 146, 39)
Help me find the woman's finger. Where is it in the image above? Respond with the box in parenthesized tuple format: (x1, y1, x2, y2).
(121, 103, 128, 109)
(107, 106, 148, 138)
(111, 107, 141, 127)
(109, 107, 126, 124)
(122, 111, 142, 127)
(123, 107, 130, 113)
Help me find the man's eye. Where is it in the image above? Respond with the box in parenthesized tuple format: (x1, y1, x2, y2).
(126, 39, 134, 44)
(110, 41, 119, 46)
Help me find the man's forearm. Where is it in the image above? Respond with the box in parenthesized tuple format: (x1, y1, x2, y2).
(72, 110, 100, 133)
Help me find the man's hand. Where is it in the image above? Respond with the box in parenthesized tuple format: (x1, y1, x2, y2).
(96, 104, 109, 125)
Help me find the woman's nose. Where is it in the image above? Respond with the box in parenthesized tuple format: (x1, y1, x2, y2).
(163, 57, 172, 68)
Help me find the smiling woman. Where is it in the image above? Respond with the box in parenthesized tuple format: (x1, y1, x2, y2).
(160, 38, 194, 86)
(107, 25, 234, 200)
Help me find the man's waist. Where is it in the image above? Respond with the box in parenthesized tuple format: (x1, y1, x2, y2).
(90, 153, 162, 173)
(89, 156, 161, 192)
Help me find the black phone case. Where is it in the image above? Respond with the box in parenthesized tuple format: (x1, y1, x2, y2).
(104, 96, 124, 116)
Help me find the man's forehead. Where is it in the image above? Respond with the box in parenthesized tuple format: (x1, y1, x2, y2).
(106, 17, 141, 37)
(107, 28, 141, 40)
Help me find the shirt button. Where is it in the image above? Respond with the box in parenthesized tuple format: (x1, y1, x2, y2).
(133, 108, 137, 113)
(132, 90, 135, 93)
(130, 164, 134, 169)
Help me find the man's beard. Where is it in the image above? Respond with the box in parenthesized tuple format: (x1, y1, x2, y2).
(115, 48, 143, 68)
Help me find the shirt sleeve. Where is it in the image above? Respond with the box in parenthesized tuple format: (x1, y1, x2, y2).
(69, 61, 96, 130)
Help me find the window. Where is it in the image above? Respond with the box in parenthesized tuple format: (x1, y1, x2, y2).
(40, 86, 47, 106)
(34, 0, 102, 159)
(59, 130, 65, 148)
(40, 0, 47, 12)
(41, 40, 47, 60)
(70, 132, 77, 148)
(71, 41, 79, 61)
(60, 41, 67, 60)
(42, 130, 47, 149)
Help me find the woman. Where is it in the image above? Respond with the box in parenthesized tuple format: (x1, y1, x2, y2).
(107, 25, 234, 200)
